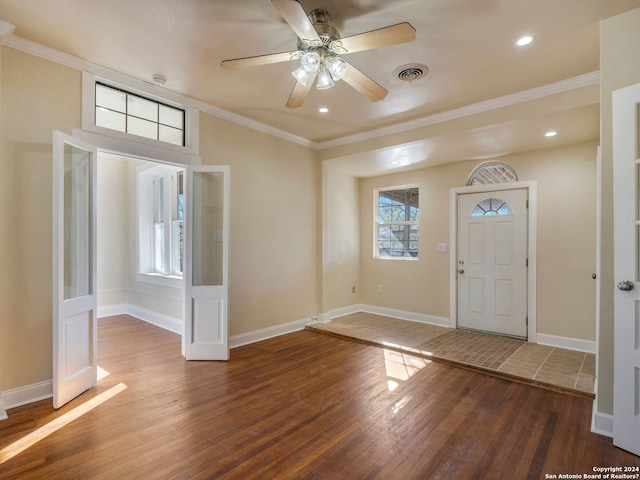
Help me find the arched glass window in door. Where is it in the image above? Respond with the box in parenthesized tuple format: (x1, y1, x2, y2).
(471, 198, 512, 216)
(467, 161, 518, 186)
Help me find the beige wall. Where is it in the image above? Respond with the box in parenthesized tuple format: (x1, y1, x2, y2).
(199, 113, 321, 336)
(0, 47, 81, 390)
(97, 155, 129, 307)
(598, 6, 640, 415)
(323, 165, 361, 312)
(356, 142, 597, 340)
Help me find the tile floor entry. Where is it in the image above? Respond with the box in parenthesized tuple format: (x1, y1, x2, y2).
(307, 312, 595, 397)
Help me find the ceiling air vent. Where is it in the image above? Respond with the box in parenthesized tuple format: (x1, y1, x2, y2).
(395, 63, 428, 82)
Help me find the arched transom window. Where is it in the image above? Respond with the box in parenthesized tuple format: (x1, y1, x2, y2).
(471, 198, 512, 216)
(467, 161, 518, 186)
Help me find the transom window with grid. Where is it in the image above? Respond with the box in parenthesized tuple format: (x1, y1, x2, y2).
(95, 82, 185, 146)
(375, 186, 419, 259)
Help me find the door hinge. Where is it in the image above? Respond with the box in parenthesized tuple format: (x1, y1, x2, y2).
(526, 258, 528, 267)
(526, 199, 529, 209)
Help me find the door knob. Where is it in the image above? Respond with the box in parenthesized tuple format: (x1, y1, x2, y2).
(458, 269, 464, 274)
(617, 280, 635, 291)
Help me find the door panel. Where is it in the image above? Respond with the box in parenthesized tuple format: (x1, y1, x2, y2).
(458, 189, 527, 338)
(53, 131, 97, 409)
(184, 166, 230, 360)
(612, 82, 640, 455)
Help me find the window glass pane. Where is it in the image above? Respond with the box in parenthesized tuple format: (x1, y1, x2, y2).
(96, 84, 126, 112)
(377, 225, 391, 257)
(128, 95, 158, 122)
(160, 105, 184, 129)
(376, 187, 419, 258)
(192, 171, 224, 286)
(94, 82, 186, 146)
(128, 116, 158, 140)
(176, 172, 184, 220)
(154, 222, 165, 273)
(173, 220, 184, 275)
(153, 176, 164, 223)
(159, 125, 183, 145)
(96, 107, 126, 132)
(63, 144, 92, 299)
(471, 198, 512, 216)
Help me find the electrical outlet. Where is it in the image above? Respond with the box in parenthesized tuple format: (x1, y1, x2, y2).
(377, 284, 384, 294)
(352, 286, 356, 293)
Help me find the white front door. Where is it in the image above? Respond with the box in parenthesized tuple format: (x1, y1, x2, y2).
(183, 165, 230, 360)
(52, 131, 98, 409)
(457, 189, 528, 338)
(612, 82, 640, 456)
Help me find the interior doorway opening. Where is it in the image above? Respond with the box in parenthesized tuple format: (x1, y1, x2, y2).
(96, 152, 185, 339)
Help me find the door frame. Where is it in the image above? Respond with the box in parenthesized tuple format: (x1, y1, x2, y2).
(72, 127, 200, 334)
(449, 181, 537, 341)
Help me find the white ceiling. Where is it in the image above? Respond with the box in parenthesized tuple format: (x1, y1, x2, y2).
(1, 0, 639, 176)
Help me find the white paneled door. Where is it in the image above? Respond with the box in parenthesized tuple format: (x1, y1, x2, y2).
(52, 131, 98, 409)
(612, 82, 640, 456)
(183, 166, 230, 360)
(457, 189, 528, 338)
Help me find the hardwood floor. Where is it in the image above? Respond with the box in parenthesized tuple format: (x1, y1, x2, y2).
(1, 315, 638, 479)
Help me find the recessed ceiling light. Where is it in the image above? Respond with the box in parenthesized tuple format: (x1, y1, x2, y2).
(391, 161, 400, 166)
(545, 130, 557, 137)
(516, 35, 534, 47)
(318, 107, 329, 113)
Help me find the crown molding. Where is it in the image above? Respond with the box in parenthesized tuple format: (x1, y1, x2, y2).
(316, 71, 600, 150)
(1, 26, 598, 152)
(0, 19, 15, 37)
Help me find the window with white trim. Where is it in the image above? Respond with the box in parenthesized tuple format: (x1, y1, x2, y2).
(138, 164, 185, 284)
(375, 186, 419, 259)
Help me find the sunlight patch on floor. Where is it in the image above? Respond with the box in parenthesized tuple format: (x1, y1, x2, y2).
(0, 383, 127, 465)
(97, 365, 110, 381)
(383, 348, 431, 393)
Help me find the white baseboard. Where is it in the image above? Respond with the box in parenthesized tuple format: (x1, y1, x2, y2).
(536, 333, 596, 354)
(98, 303, 182, 335)
(592, 410, 614, 437)
(97, 303, 127, 318)
(230, 317, 313, 348)
(326, 304, 364, 321)
(1, 380, 53, 412)
(126, 305, 182, 335)
(0, 397, 7, 420)
(360, 305, 451, 328)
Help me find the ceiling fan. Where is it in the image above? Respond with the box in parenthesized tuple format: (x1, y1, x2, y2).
(221, 0, 416, 108)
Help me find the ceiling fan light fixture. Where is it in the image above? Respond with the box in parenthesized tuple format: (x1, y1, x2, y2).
(292, 66, 310, 86)
(326, 56, 347, 81)
(316, 69, 335, 90)
(300, 51, 321, 73)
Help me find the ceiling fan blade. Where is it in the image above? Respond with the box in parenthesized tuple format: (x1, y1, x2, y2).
(342, 62, 388, 102)
(286, 72, 317, 108)
(334, 22, 416, 54)
(221, 50, 299, 70)
(272, 0, 321, 44)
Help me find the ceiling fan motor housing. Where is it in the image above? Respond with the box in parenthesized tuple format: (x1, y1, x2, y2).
(297, 8, 341, 51)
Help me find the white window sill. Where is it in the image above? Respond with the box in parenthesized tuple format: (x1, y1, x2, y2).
(137, 273, 184, 289)
(374, 256, 419, 261)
